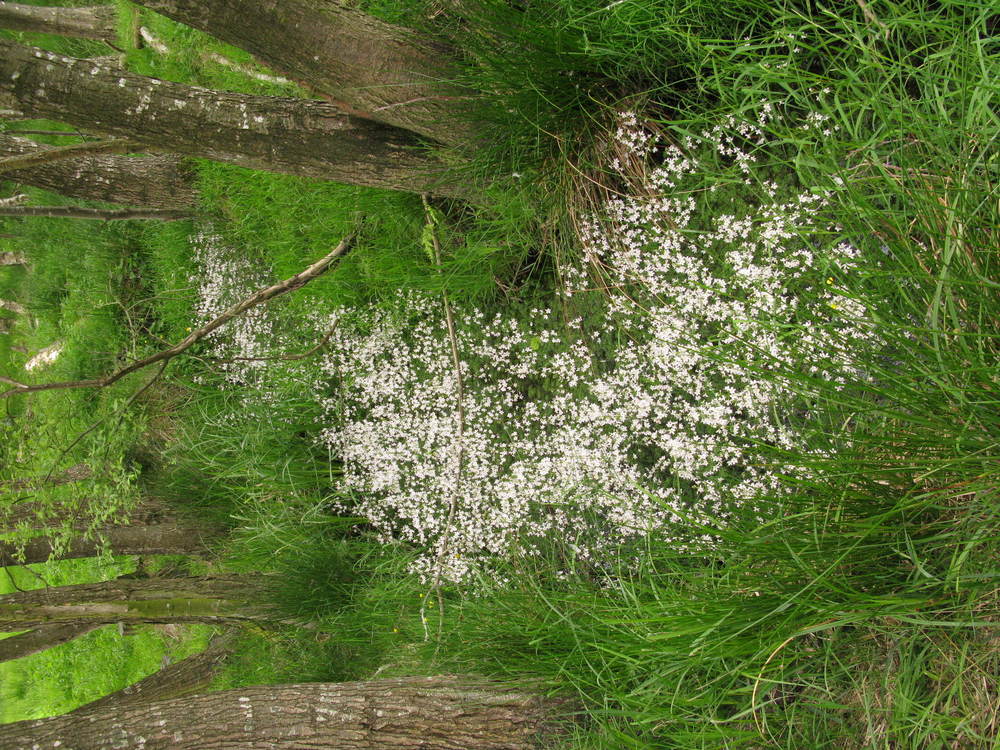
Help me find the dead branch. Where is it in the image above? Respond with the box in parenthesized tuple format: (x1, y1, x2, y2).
(0, 205, 189, 221)
(1, 228, 360, 400)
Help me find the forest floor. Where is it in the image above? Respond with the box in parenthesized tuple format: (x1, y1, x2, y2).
(2, 1, 999, 747)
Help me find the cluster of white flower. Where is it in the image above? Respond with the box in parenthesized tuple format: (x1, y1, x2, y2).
(311, 106, 884, 583)
(187, 106, 883, 584)
(190, 227, 276, 389)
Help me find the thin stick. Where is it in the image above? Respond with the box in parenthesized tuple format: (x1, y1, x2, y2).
(418, 196, 466, 647)
(0, 205, 190, 221)
(2, 228, 360, 400)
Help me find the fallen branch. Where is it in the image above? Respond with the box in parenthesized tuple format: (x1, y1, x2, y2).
(0, 205, 189, 221)
(418, 195, 465, 647)
(1, 228, 361, 399)
(0, 374, 27, 388)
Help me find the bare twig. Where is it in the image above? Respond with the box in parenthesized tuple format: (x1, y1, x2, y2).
(2, 228, 360, 400)
(418, 195, 466, 646)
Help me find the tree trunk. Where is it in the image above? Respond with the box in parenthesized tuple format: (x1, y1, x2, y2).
(0, 622, 100, 664)
(74, 636, 232, 712)
(0, 490, 171, 530)
(0, 133, 196, 210)
(0, 522, 214, 566)
(131, 0, 477, 148)
(0, 40, 468, 199)
(0, 137, 136, 174)
(0, 205, 190, 220)
(0, 461, 92, 494)
(0, 2, 117, 42)
(0, 250, 28, 265)
(0, 575, 267, 631)
(0, 676, 565, 749)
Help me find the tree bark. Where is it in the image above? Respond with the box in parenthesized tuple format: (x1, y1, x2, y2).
(0, 676, 565, 749)
(0, 137, 136, 174)
(0, 2, 117, 42)
(1, 490, 169, 529)
(0, 40, 467, 198)
(0, 622, 100, 664)
(0, 133, 196, 210)
(0, 575, 267, 631)
(0, 522, 214, 566)
(74, 636, 232, 712)
(130, 0, 477, 148)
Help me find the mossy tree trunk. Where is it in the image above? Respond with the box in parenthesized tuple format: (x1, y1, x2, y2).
(0, 297, 25, 314)
(0, 522, 215, 566)
(0, 622, 100, 664)
(0, 676, 566, 749)
(0, 133, 197, 210)
(0, 2, 117, 42)
(130, 0, 477, 148)
(0, 40, 468, 198)
(74, 636, 233, 712)
(0, 575, 267, 631)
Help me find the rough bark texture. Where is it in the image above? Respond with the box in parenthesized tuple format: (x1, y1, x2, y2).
(0, 622, 100, 664)
(0, 137, 137, 174)
(0, 522, 213, 566)
(0, 575, 266, 631)
(74, 637, 233, 712)
(0, 2, 117, 42)
(0, 133, 197, 209)
(130, 0, 477, 148)
(0, 675, 565, 749)
(0, 40, 466, 198)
